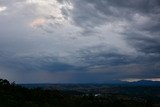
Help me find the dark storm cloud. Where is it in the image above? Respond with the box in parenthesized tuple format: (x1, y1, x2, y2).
(69, 0, 160, 69)
(69, 0, 160, 36)
(125, 32, 160, 54)
(69, 0, 159, 27)
(77, 45, 160, 79)
(0, 53, 83, 73)
(0, 0, 160, 82)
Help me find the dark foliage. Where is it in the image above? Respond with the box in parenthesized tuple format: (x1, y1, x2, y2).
(0, 79, 160, 107)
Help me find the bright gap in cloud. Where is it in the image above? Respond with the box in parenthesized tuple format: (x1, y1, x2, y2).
(0, 6, 7, 12)
(30, 18, 47, 27)
(27, 0, 73, 29)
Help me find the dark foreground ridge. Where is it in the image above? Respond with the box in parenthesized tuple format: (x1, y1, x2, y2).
(0, 79, 160, 107)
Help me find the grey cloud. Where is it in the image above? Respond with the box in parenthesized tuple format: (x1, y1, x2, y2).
(68, 0, 160, 36)
(0, 0, 160, 82)
(0, 53, 84, 73)
(76, 43, 160, 79)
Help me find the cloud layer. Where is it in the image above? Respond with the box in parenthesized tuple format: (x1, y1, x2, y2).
(0, 0, 160, 83)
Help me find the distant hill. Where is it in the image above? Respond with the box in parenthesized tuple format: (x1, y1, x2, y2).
(19, 80, 160, 90)
(124, 80, 160, 86)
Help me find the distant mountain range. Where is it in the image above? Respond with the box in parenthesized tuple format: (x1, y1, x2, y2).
(123, 80, 160, 86)
(19, 80, 160, 90)
(19, 80, 160, 96)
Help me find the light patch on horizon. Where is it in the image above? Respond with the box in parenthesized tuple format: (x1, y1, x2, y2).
(121, 78, 160, 82)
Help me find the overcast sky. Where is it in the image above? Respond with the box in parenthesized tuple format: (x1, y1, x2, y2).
(0, 0, 160, 83)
